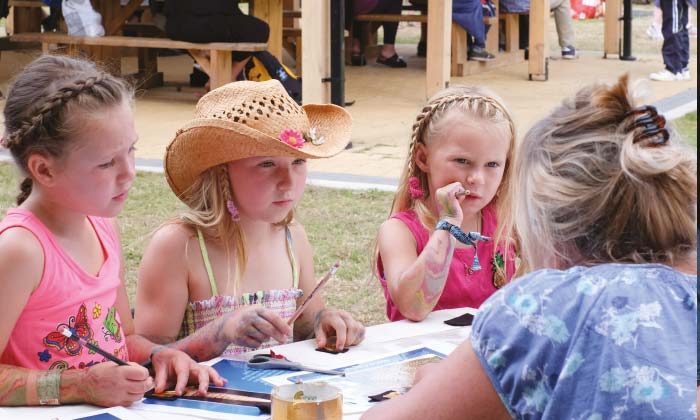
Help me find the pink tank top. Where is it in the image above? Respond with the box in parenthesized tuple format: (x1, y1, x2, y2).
(377, 204, 516, 321)
(0, 208, 128, 370)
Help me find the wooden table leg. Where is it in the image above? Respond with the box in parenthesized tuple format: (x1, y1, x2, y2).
(210, 50, 233, 89)
(426, 0, 452, 98)
(528, 0, 549, 81)
(301, 0, 330, 104)
(604, 0, 621, 58)
(251, 0, 284, 60)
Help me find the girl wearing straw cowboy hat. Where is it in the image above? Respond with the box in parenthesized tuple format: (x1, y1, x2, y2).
(134, 80, 365, 360)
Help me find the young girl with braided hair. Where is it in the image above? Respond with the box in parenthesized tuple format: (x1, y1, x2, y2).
(363, 74, 696, 420)
(0, 55, 222, 407)
(375, 84, 517, 322)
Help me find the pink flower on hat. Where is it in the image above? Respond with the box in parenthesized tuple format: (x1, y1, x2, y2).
(279, 129, 305, 148)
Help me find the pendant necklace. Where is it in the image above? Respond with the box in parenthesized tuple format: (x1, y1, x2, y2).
(459, 211, 485, 276)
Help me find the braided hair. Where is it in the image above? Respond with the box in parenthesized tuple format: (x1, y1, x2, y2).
(393, 86, 516, 231)
(2, 55, 133, 205)
(375, 85, 518, 282)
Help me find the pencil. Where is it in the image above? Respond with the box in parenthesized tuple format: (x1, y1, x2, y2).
(287, 261, 340, 326)
(60, 328, 128, 366)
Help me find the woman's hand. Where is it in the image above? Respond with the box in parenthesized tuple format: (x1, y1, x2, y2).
(225, 307, 292, 350)
(81, 362, 153, 407)
(435, 182, 468, 226)
(314, 309, 365, 351)
(150, 347, 225, 395)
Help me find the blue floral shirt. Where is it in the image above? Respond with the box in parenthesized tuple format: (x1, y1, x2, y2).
(471, 263, 697, 419)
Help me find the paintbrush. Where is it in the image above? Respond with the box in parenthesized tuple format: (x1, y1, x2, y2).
(60, 327, 129, 366)
(287, 261, 340, 326)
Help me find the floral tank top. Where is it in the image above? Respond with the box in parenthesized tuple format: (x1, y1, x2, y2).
(178, 227, 302, 357)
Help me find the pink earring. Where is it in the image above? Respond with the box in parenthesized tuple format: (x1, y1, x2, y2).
(226, 200, 240, 221)
(408, 176, 424, 200)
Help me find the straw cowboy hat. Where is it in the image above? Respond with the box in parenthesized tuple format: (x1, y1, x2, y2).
(165, 79, 352, 198)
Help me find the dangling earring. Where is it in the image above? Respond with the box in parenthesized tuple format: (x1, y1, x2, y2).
(408, 176, 424, 199)
(226, 200, 240, 221)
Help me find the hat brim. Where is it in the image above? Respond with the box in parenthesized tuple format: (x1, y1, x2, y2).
(165, 103, 351, 199)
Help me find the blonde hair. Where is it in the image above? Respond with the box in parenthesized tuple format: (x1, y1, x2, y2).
(174, 164, 295, 295)
(375, 84, 518, 279)
(515, 74, 696, 270)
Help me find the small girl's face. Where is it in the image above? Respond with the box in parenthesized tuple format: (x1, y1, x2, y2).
(46, 101, 137, 218)
(227, 155, 307, 223)
(418, 114, 509, 216)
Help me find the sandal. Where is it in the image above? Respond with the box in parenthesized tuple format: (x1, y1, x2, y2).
(376, 53, 407, 68)
(351, 53, 367, 66)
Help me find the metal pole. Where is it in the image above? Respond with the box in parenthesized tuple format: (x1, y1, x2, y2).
(330, 0, 345, 106)
(620, 0, 636, 60)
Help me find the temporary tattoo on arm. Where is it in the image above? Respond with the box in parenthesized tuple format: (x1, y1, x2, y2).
(293, 308, 323, 342)
(0, 365, 29, 405)
(400, 233, 455, 320)
(168, 316, 232, 361)
(437, 195, 459, 220)
(416, 236, 454, 307)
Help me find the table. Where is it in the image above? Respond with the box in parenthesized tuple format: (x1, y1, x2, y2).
(0, 307, 475, 420)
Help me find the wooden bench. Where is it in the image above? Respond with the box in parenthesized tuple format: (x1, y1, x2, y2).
(9, 32, 267, 89)
(353, 6, 517, 77)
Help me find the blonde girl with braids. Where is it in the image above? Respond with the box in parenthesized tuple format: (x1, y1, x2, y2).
(363, 75, 696, 420)
(0, 55, 222, 407)
(134, 80, 364, 360)
(376, 84, 518, 322)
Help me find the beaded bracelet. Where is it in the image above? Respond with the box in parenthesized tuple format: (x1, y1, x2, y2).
(435, 220, 490, 246)
(435, 220, 491, 272)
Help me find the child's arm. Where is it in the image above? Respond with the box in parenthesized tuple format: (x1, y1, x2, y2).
(290, 224, 365, 350)
(378, 183, 465, 321)
(359, 340, 510, 420)
(134, 223, 290, 362)
(0, 227, 152, 406)
(133, 223, 193, 345)
(114, 221, 223, 395)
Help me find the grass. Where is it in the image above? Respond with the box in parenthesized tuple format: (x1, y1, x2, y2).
(0, 163, 393, 327)
(672, 111, 697, 148)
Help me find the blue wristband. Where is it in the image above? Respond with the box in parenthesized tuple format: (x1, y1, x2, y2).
(435, 220, 490, 246)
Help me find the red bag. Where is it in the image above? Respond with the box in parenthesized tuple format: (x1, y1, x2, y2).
(570, 0, 605, 20)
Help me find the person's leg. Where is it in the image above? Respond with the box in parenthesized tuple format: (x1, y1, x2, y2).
(372, 0, 402, 59)
(660, 0, 686, 74)
(550, 0, 575, 49)
(454, 0, 486, 48)
(371, 0, 407, 66)
(453, 0, 493, 60)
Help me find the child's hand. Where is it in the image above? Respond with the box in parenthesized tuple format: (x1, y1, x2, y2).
(225, 306, 292, 349)
(435, 182, 468, 226)
(314, 309, 365, 351)
(82, 362, 153, 407)
(150, 347, 225, 396)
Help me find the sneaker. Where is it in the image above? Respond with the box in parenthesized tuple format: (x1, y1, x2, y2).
(561, 46, 577, 59)
(646, 24, 663, 40)
(649, 69, 683, 81)
(468, 46, 495, 61)
(680, 68, 691, 81)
